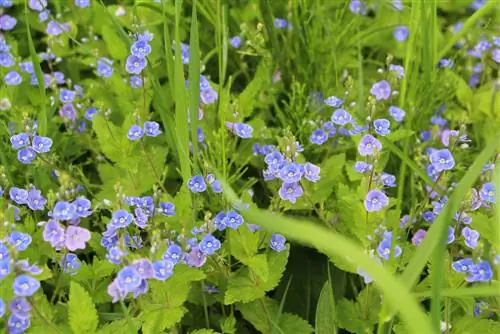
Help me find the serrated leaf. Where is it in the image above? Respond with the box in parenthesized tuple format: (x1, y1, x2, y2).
(312, 153, 346, 203)
(141, 306, 186, 334)
(190, 330, 219, 334)
(96, 319, 141, 334)
(102, 25, 129, 60)
(92, 115, 133, 166)
(452, 317, 500, 333)
(68, 282, 99, 334)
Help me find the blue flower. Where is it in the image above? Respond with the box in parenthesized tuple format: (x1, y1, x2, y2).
(393, 25, 409, 42)
(364, 190, 389, 212)
(452, 258, 474, 273)
(370, 80, 391, 100)
(226, 122, 253, 138)
(31, 136, 52, 153)
(0, 243, 9, 261)
(144, 121, 161, 137)
(0, 52, 14, 67)
(9, 297, 31, 319)
(373, 119, 391, 136)
(59, 89, 76, 103)
(61, 253, 81, 275)
(152, 260, 174, 280)
(0, 14, 17, 30)
(4, 70, 22, 85)
(96, 58, 113, 78)
(73, 197, 92, 218)
(278, 162, 303, 183)
(223, 210, 244, 229)
(278, 182, 303, 203)
(105, 246, 127, 265)
(116, 266, 142, 292)
(0, 260, 12, 279)
(354, 161, 372, 173)
(127, 125, 144, 141)
(461, 227, 479, 249)
(389, 64, 405, 78)
(8, 232, 32, 251)
(358, 134, 382, 156)
(274, 18, 288, 29)
(27, 188, 47, 211)
(479, 182, 495, 203)
(211, 180, 223, 193)
(323, 121, 337, 137)
(130, 75, 143, 88)
(213, 211, 227, 231)
(158, 202, 175, 216)
(377, 238, 402, 260)
(0, 298, 4, 317)
(429, 149, 455, 172)
(270, 234, 287, 252)
(466, 261, 493, 282)
(13, 275, 40, 296)
(163, 244, 183, 264)
(125, 55, 147, 74)
(230, 36, 242, 48)
(199, 234, 221, 255)
(75, 0, 91, 8)
(132, 259, 154, 279)
(130, 40, 152, 58)
(7, 315, 30, 333)
(28, 0, 47, 11)
(310, 129, 328, 145)
(324, 96, 344, 107)
(331, 109, 352, 126)
(188, 175, 207, 193)
(303, 162, 320, 182)
(264, 151, 284, 167)
(349, 0, 367, 15)
(9, 187, 28, 205)
(51, 201, 76, 221)
(447, 226, 455, 244)
(110, 209, 133, 229)
(17, 148, 36, 164)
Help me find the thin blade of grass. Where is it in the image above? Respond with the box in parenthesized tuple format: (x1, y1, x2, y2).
(218, 179, 434, 334)
(188, 1, 201, 169)
(315, 264, 337, 334)
(414, 284, 500, 299)
(273, 276, 293, 334)
(25, 1, 48, 136)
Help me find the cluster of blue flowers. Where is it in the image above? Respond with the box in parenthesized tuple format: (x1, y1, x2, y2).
(10, 130, 52, 165)
(188, 174, 223, 194)
(0, 232, 43, 333)
(127, 121, 162, 141)
(125, 31, 153, 81)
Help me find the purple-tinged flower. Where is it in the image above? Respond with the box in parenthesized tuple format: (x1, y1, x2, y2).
(75, 0, 91, 7)
(8, 297, 31, 319)
(279, 162, 303, 183)
(331, 109, 352, 126)
(163, 244, 183, 264)
(26, 188, 46, 211)
(52, 201, 76, 221)
(8, 232, 32, 251)
(116, 266, 142, 292)
(223, 210, 244, 229)
(213, 211, 227, 231)
(439, 58, 454, 68)
(15, 261, 42, 276)
(61, 253, 80, 275)
(473, 301, 488, 317)
(32, 136, 52, 153)
(73, 197, 92, 218)
(13, 275, 40, 296)
(97, 58, 113, 78)
(461, 227, 479, 249)
(454, 212, 472, 225)
(85, 107, 98, 121)
(466, 261, 493, 282)
(469, 189, 482, 211)
(354, 161, 372, 173)
(106, 246, 127, 265)
(188, 175, 207, 193)
(264, 151, 284, 167)
(152, 260, 174, 280)
(440, 129, 459, 147)
(310, 129, 328, 145)
(274, 18, 288, 29)
(4, 70, 22, 85)
(29, 0, 47, 11)
(199, 234, 221, 255)
(278, 182, 303, 203)
(65, 226, 91, 251)
(158, 202, 175, 216)
(125, 55, 147, 74)
(373, 119, 391, 136)
(134, 208, 148, 228)
(349, 0, 367, 15)
(0, 243, 9, 261)
(59, 103, 77, 121)
(393, 25, 409, 42)
(130, 40, 151, 58)
(0, 260, 12, 279)
(144, 121, 161, 137)
(370, 80, 391, 100)
(110, 209, 133, 229)
(46, 20, 69, 36)
(364, 190, 389, 212)
(429, 149, 455, 172)
(323, 121, 337, 137)
(132, 259, 154, 279)
(377, 239, 402, 260)
(230, 36, 242, 48)
(173, 42, 190, 64)
(303, 162, 320, 182)
(226, 122, 253, 138)
(184, 247, 207, 267)
(324, 95, 344, 107)
(130, 75, 143, 88)
(479, 182, 495, 203)
(107, 279, 126, 303)
(127, 124, 144, 141)
(0, 52, 14, 67)
(270, 234, 287, 252)
(211, 180, 223, 193)
(452, 258, 474, 273)
(10, 133, 30, 150)
(492, 49, 500, 64)
(430, 116, 447, 127)
(7, 315, 30, 333)
(43, 220, 65, 248)
(358, 134, 382, 156)
(380, 173, 396, 187)
(247, 223, 261, 232)
(412, 229, 427, 245)
(389, 64, 404, 78)
(0, 14, 16, 30)
(59, 89, 76, 103)
(9, 187, 29, 205)
(447, 226, 455, 244)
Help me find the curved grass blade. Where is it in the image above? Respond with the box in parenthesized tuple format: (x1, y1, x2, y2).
(219, 179, 434, 334)
(414, 284, 500, 299)
(188, 1, 201, 169)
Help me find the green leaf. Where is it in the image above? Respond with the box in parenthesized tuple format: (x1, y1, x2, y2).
(312, 153, 346, 203)
(68, 282, 99, 334)
(96, 319, 141, 334)
(102, 25, 129, 60)
(315, 281, 337, 334)
(190, 330, 220, 334)
(141, 306, 187, 334)
(452, 317, 500, 334)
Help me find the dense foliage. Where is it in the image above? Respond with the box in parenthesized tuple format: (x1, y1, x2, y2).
(0, 0, 499, 333)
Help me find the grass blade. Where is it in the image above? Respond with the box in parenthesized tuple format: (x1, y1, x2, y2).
(315, 268, 337, 334)
(188, 1, 201, 169)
